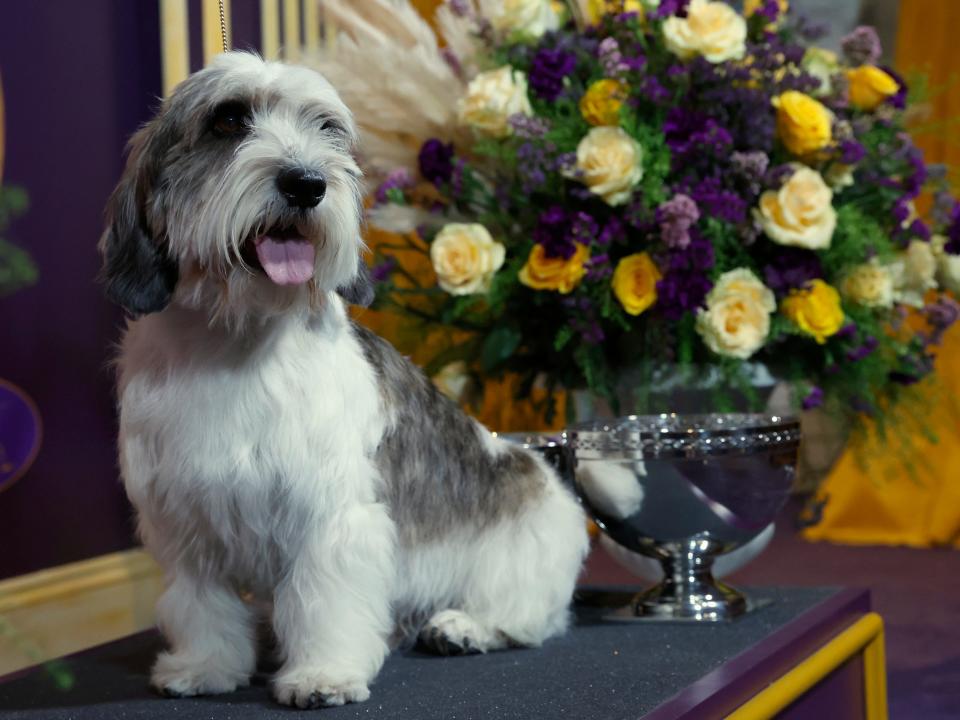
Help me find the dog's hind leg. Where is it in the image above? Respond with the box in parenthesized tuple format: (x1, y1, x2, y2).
(418, 471, 589, 655)
(151, 572, 257, 697)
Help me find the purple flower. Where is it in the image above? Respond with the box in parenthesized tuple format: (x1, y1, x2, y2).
(846, 336, 879, 362)
(881, 66, 908, 110)
(839, 139, 866, 165)
(684, 177, 747, 224)
(946, 202, 960, 254)
(598, 216, 626, 246)
(533, 206, 576, 259)
(923, 297, 960, 346)
(763, 249, 824, 296)
(651, 0, 690, 18)
(598, 37, 629, 77)
(754, 0, 782, 22)
(656, 272, 712, 320)
(802, 386, 824, 411)
(375, 168, 414, 204)
(370, 256, 397, 283)
(571, 212, 600, 244)
(529, 48, 577, 101)
(418, 139, 454, 185)
(842, 26, 882, 66)
(657, 194, 700, 250)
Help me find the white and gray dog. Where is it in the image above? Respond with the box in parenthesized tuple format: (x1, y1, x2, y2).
(100, 52, 588, 709)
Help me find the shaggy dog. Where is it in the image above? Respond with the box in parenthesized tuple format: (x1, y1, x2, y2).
(100, 52, 588, 709)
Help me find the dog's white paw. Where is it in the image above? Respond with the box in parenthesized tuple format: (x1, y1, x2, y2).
(418, 609, 496, 656)
(151, 651, 249, 697)
(272, 667, 371, 709)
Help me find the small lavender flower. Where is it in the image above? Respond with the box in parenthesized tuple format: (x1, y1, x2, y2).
(598, 37, 629, 77)
(923, 296, 960, 346)
(656, 194, 700, 250)
(802, 386, 825, 411)
(418, 139, 454, 185)
(842, 26, 882, 66)
(509, 113, 551, 139)
(447, 0, 470, 16)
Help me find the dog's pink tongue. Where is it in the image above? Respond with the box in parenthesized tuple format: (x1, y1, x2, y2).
(254, 236, 316, 285)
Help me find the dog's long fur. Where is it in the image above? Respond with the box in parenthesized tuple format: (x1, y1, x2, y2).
(101, 52, 588, 708)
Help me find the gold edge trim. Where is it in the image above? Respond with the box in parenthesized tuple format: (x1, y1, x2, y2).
(0, 550, 161, 613)
(725, 613, 886, 720)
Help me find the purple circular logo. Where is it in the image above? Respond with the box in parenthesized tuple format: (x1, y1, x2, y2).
(0, 379, 42, 493)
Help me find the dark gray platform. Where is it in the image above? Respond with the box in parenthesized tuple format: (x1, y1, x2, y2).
(0, 587, 859, 720)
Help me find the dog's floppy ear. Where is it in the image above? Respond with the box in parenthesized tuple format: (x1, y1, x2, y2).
(99, 125, 179, 315)
(337, 260, 375, 307)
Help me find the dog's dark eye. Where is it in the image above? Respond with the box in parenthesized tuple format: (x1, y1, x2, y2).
(211, 102, 251, 138)
(321, 119, 344, 135)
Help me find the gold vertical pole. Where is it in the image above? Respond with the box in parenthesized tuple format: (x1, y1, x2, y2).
(202, 0, 231, 65)
(159, 0, 190, 96)
(303, 0, 320, 53)
(261, 0, 281, 59)
(283, 0, 301, 61)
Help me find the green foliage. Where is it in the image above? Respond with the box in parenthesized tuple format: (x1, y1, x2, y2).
(0, 185, 35, 297)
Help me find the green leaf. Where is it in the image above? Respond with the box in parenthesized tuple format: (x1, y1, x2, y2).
(481, 326, 522, 373)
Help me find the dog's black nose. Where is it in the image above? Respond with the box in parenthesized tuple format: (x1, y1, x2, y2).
(276, 167, 327, 209)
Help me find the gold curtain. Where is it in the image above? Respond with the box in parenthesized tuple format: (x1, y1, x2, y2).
(804, 0, 960, 547)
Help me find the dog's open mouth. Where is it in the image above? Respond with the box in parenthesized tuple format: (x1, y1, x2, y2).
(241, 226, 316, 286)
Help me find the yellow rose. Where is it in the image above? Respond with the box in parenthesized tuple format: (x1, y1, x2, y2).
(696, 269, 776, 359)
(662, 0, 747, 64)
(612, 253, 661, 315)
(890, 239, 938, 307)
(802, 47, 840, 97)
(840, 261, 894, 308)
(781, 279, 845, 344)
(586, 0, 644, 23)
(430, 223, 506, 295)
(756, 166, 836, 250)
(570, 126, 644, 206)
(457, 65, 533, 138)
(773, 91, 832, 156)
(580, 79, 628, 127)
(846, 66, 899, 112)
(490, 0, 559, 38)
(519, 243, 590, 293)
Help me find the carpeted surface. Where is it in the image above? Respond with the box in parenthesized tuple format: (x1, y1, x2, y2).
(582, 509, 960, 720)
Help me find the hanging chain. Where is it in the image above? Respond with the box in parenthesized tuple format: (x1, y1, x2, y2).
(218, 0, 229, 53)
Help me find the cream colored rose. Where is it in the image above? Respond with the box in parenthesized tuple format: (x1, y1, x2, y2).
(432, 361, 474, 403)
(840, 261, 894, 308)
(487, 0, 559, 38)
(570, 126, 643, 206)
(890, 239, 938, 307)
(662, 0, 747, 64)
(696, 269, 776, 359)
(457, 66, 533, 138)
(756, 166, 836, 250)
(824, 162, 855, 190)
(430, 223, 506, 295)
(933, 235, 960, 294)
(802, 47, 840, 97)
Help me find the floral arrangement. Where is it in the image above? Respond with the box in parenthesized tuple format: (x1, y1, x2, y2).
(317, 0, 960, 425)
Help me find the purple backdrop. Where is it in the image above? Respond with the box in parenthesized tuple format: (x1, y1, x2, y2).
(0, 1, 261, 579)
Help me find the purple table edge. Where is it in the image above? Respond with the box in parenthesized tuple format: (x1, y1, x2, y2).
(642, 587, 871, 719)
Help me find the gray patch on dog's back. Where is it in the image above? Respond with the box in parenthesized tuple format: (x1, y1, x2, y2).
(352, 324, 545, 545)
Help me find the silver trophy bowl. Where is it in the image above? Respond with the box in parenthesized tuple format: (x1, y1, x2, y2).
(567, 413, 800, 622)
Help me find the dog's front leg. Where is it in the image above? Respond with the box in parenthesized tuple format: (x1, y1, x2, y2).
(151, 571, 257, 697)
(272, 501, 395, 709)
